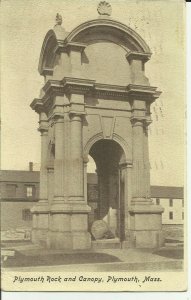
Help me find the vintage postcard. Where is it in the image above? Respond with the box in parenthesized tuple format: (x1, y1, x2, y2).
(1, 0, 187, 292)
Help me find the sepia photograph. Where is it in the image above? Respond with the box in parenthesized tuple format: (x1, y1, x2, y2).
(1, 0, 187, 292)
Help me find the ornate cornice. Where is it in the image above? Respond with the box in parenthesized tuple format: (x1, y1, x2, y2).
(127, 84, 162, 102)
(93, 83, 127, 98)
(30, 98, 44, 113)
(62, 77, 95, 94)
(30, 80, 161, 114)
(43, 79, 64, 95)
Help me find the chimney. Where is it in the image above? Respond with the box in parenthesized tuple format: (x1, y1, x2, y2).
(29, 162, 33, 171)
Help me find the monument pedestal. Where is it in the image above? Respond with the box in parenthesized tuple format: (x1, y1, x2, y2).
(48, 203, 91, 250)
(31, 203, 49, 246)
(128, 204, 164, 248)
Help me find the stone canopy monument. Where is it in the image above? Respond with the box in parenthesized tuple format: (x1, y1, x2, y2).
(31, 1, 164, 250)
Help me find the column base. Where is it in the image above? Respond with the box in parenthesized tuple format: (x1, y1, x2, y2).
(48, 230, 91, 250)
(129, 230, 164, 248)
(48, 204, 91, 250)
(128, 204, 164, 248)
(32, 228, 49, 247)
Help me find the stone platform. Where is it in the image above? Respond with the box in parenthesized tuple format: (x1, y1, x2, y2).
(92, 238, 121, 249)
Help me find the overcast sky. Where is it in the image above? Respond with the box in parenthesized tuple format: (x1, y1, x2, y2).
(1, 0, 185, 186)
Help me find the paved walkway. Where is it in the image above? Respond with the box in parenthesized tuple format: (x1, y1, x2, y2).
(2, 242, 183, 272)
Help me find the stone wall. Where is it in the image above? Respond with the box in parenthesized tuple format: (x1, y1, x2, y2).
(1, 201, 35, 230)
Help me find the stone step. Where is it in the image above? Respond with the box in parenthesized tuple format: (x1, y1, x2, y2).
(92, 238, 121, 249)
(165, 242, 183, 247)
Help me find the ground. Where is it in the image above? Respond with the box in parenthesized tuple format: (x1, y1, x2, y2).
(1, 238, 183, 272)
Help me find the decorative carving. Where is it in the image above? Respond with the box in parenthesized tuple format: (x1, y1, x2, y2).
(101, 116, 114, 139)
(55, 13, 62, 25)
(97, 1, 112, 16)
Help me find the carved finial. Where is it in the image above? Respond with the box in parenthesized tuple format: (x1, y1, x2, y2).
(55, 13, 62, 25)
(97, 1, 112, 16)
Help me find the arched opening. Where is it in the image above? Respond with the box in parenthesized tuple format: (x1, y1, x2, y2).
(87, 139, 126, 241)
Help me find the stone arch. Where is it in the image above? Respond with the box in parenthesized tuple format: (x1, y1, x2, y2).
(66, 19, 151, 53)
(83, 132, 131, 163)
(38, 18, 151, 77)
(38, 26, 67, 76)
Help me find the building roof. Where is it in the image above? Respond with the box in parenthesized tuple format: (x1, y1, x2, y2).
(0, 170, 40, 183)
(0, 170, 183, 199)
(151, 186, 183, 199)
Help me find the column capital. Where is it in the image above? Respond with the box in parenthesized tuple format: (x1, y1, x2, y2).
(130, 116, 146, 127)
(83, 155, 89, 164)
(52, 113, 64, 123)
(38, 112, 49, 133)
(145, 118, 152, 127)
(66, 42, 87, 53)
(69, 111, 86, 120)
(47, 160, 54, 171)
(119, 160, 133, 169)
(38, 122, 48, 134)
(38, 127, 48, 135)
(126, 51, 152, 63)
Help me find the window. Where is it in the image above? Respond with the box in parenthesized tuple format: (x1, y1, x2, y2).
(156, 198, 160, 205)
(6, 184, 17, 197)
(26, 186, 33, 197)
(182, 212, 184, 220)
(22, 209, 32, 221)
(169, 212, 173, 220)
(169, 198, 173, 207)
(26, 185, 35, 198)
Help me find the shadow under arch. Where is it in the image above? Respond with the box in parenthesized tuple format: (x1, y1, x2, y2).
(85, 137, 129, 241)
(84, 133, 131, 164)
